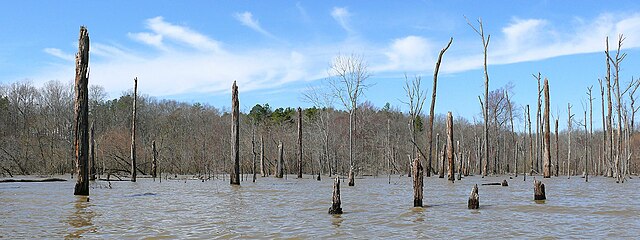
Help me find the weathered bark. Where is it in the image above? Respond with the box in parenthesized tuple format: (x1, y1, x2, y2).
(543, 78, 551, 178)
(260, 135, 266, 177)
(73, 26, 90, 196)
(534, 179, 546, 200)
(468, 184, 479, 209)
(605, 37, 614, 177)
(457, 140, 462, 181)
(230, 81, 240, 185)
(427, 37, 453, 178)
(276, 141, 284, 178)
(535, 73, 542, 174)
(151, 140, 157, 179)
(89, 122, 96, 181)
(412, 157, 423, 207)
(297, 107, 303, 179)
(437, 133, 444, 178)
(130, 77, 137, 182)
(328, 176, 342, 214)
(599, 79, 607, 176)
(440, 145, 446, 179)
(348, 165, 354, 186)
(446, 112, 455, 182)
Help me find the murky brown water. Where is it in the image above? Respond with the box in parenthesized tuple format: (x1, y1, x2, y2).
(1, 174, 638, 239)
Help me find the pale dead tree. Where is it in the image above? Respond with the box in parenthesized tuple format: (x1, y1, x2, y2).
(567, 103, 574, 178)
(604, 37, 614, 177)
(598, 79, 607, 175)
(466, 16, 490, 177)
(505, 91, 516, 176)
(327, 54, 370, 186)
(402, 74, 427, 168)
(587, 86, 594, 179)
(426, 37, 453, 177)
(533, 72, 542, 173)
(624, 78, 639, 177)
(543, 79, 551, 178)
(130, 77, 137, 182)
(607, 34, 626, 182)
(73, 26, 90, 196)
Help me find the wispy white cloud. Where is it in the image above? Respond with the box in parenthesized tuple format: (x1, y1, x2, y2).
(234, 11, 277, 39)
(376, 36, 433, 72)
(331, 7, 353, 34)
(44, 48, 74, 62)
(129, 16, 221, 52)
(296, 2, 310, 22)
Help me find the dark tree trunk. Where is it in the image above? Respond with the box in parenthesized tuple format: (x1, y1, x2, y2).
(446, 112, 455, 182)
(151, 140, 157, 179)
(543, 78, 551, 178)
(73, 26, 90, 196)
(276, 141, 284, 178)
(130, 78, 137, 182)
(297, 107, 303, 178)
(260, 135, 266, 177)
(555, 119, 559, 177)
(412, 157, 423, 207)
(534, 179, 546, 200)
(468, 184, 479, 209)
(230, 81, 240, 185)
(328, 176, 342, 214)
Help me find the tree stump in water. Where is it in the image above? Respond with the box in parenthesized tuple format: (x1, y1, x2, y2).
(468, 184, 479, 209)
(328, 176, 343, 214)
(501, 179, 508, 186)
(534, 179, 546, 200)
(317, 172, 321, 181)
(412, 157, 423, 207)
(347, 166, 354, 186)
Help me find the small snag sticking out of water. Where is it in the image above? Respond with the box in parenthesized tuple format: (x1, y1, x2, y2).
(534, 178, 546, 200)
(468, 184, 479, 209)
(328, 176, 342, 214)
(501, 179, 508, 186)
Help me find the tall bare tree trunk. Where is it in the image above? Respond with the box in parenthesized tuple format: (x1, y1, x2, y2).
(297, 107, 303, 178)
(260, 135, 266, 177)
(348, 110, 355, 186)
(446, 112, 455, 182)
(427, 38, 453, 178)
(599, 79, 607, 176)
(467, 18, 490, 177)
(73, 26, 90, 196)
(535, 73, 542, 174)
(555, 119, 559, 177)
(543, 78, 551, 178)
(605, 37, 614, 177)
(151, 140, 157, 179)
(130, 78, 137, 182)
(568, 103, 573, 178)
(252, 128, 257, 182)
(527, 105, 533, 174)
(230, 81, 240, 185)
(89, 121, 96, 181)
(584, 110, 589, 182)
(588, 86, 594, 177)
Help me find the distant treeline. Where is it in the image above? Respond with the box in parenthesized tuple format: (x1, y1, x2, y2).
(0, 80, 637, 178)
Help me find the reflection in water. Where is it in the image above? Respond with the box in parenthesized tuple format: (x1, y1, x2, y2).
(65, 196, 96, 238)
(331, 214, 343, 228)
(412, 207, 425, 222)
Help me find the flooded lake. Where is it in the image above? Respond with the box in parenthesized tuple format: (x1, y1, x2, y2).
(1, 175, 639, 238)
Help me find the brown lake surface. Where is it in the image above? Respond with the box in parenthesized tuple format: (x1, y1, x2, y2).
(1, 174, 639, 239)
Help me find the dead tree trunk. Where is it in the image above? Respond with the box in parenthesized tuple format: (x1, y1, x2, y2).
(297, 107, 303, 179)
(534, 178, 546, 200)
(427, 37, 453, 178)
(535, 73, 542, 174)
(73, 26, 90, 196)
(230, 81, 240, 185)
(599, 79, 607, 176)
(151, 140, 157, 179)
(568, 103, 573, 178)
(555, 119, 559, 177)
(252, 129, 257, 183)
(446, 112, 455, 183)
(543, 78, 551, 178)
(605, 37, 614, 177)
(412, 157, 423, 207)
(276, 141, 284, 178)
(89, 121, 96, 181)
(468, 184, 479, 209)
(130, 77, 138, 182)
(584, 110, 589, 182)
(260, 135, 266, 177)
(527, 105, 533, 174)
(437, 133, 443, 178)
(328, 176, 343, 214)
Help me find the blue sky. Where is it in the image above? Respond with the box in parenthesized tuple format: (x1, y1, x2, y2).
(1, 1, 640, 130)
